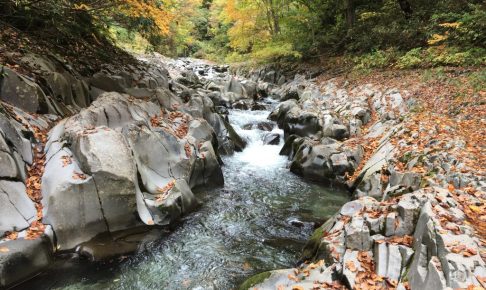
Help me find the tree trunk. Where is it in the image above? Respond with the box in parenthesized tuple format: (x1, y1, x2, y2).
(397, 0, 413, 19)
(345, 0, 355, 28)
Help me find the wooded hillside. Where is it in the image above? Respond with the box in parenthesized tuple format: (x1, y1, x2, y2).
(1, 0, 485, 67)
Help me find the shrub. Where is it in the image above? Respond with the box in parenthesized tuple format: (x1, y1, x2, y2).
(396, 48, 424, 69)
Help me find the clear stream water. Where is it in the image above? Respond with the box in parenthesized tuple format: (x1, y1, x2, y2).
(17, 105, 348, 290)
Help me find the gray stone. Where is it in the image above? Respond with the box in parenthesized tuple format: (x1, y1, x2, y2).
(72, 128, 140, 231)
(0, 151, 18, 178)
(345, 216, 372, 251)
(146, 179, 200, 225)
(374, 243, 402, 281)
(263, 133, 280, 145)
(330, 152, 350, 174)
(42, 144, 107, 250)
(0, 181, 36, 225)
(331, 124, 349, 140)
(0, 237, 52, 288)
(0, 193, 30, 236)
(0, 67, 43, 113)
(189, 140, 224, 188)
(340, 200, 363, 217)
(342, 250, 364, 288)
(89, 72, 128, 93)
(0, 114, 33, 164)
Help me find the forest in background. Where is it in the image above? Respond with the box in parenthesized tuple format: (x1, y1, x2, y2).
(0, 0, 485, 69)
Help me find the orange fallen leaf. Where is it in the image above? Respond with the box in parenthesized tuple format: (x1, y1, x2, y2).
(287, 274, 299, 282)
(345, 260, 357, 272)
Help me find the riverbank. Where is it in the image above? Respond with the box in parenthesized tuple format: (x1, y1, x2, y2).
(1, 27, 485, 288)
(240, 64, 486, 289)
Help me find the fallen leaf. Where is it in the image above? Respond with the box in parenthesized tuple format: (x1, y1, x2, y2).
(287, 274, 299, 282)
(0, 247, 9, 253)
(345, 260, 357, 272)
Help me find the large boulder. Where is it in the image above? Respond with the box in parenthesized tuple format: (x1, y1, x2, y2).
(0, 67, 43, 113)
(42, 142, 107, 250)
(289, 138, 358, 184)
(0, 236, 53, 288)
(71, 128, 140, 231)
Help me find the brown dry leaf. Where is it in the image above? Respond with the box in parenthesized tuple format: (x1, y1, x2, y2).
(448, 184, 455, 192)
(345, 260, 357, 272)
(61, 155, 72, 167)
(184, 143, 192, 158)
(4, 231, 18, 240)
(0, 247, 9, 253)
(287, 274, 299, 282)
(72, 172, 87, 180)
(291, 286, 304, 290)
(242, 262, 252, 271)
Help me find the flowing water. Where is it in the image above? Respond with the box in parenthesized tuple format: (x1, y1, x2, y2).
(17, 104, 348, 290)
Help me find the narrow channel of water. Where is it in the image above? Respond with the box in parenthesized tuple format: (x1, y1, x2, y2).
(17, 105, 348, 290)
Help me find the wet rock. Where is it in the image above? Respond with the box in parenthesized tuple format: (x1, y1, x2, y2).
(251, 102, 267, 111)
(289, 138, 355, 184)
(224, 77, 247, 99)
(189, 140, 224, 188)
(76, 226, 166, 261)
(0, 236, 53, 288)
(263, 133, 280, 145)
(205, 112, 235, 154)
(223, 118, 247, 152)
(257, 122, 274, 131)
(268, 99, 298, 127)
(284, 112, 322, 138)
(232, 100, 249, 110)
(147, 179, 200, 226)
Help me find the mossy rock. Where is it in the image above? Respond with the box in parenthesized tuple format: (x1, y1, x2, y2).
(301, 214, 338, 262)
(239, 271, 272, 290)
(301, 226, 324, 261)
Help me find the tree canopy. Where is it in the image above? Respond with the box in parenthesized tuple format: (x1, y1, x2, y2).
(1, 0, 485, 65)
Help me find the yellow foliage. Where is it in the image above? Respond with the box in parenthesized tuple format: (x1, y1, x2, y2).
(122, 0, 175, 35)
(439, 22, 461, 29)
(428, 33, 448, 45)
(219, 0, 271, 51)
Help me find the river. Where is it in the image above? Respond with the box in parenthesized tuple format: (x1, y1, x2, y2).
(16, 82, 348, 290)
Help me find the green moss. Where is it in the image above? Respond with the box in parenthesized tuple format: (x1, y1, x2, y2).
(238, 271, 272, 290)
(301, 226, 324, 261)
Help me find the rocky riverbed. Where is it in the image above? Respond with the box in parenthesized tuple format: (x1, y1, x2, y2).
(1, 54, 484, 290)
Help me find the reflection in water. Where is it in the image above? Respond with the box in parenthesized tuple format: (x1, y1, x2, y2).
(19, 106, 348, 290)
